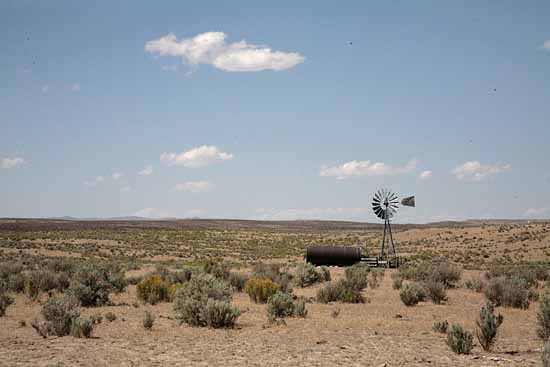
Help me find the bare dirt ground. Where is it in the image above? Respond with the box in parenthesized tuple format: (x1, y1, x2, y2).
(0, 219, 549, 366)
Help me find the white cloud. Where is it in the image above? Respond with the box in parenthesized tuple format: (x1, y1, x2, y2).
(1, 157, 25, 169)
(145, 32, 305, 72)
(173, 181, 213, 193)
(112, 172, 124, 180)
(84, 176, 104, 187)
(540, 40, 550, 50)
(320, 159, 418, 180)
(524, 208, 547, 218)
(71, 83, 80, 92)
(120, 186, 132, 192)
(255, 207, 370, 221)
(161, 145, 233, 168)
(41, 85, 49, 93)
(138, 165, 153, 176)
(452, 161, 511, 181)
(131, 208, 176, 219)
(419, 170, 432, 180)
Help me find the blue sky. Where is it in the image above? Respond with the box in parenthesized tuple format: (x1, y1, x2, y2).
(1, 1, 549, 222)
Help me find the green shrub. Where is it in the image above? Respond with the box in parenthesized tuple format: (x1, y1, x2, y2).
(316, 280, 364, 304)
(245, 278, 279, 303)
(228, 272, 248, 292)
(543, 342, 550, 367)
(392, 276, 403, 290)
(424, 281, 448, 304)
(475, 302, 503, 351)
(70, 316, 94, 338)
(294, 263, 330, 287)
(293, 298, 308, 318)
(136, 275, 169, 305)
(67, 265, 112, 307)
(464, 277, 483, 292)
(90, 313, 102, 324)
(267, 291, 295, 318)
(399, 262, 462, 288)
(143, 310, 155, 330)
(484, 276, 530, 309)
(0, 289, 14, 317)
(344, 263, 370, 291)
(173, 274, 238, 328)
(38, 296, 80, 337)
(433, 320, 448, 333)
(252, 263, 293, 293)
(399, 283, 426, 306)
(168, 283, 184, 301)
(446, 324, 474, 354)
(537, 293, 550, 341)
(104, 311, 117, 322)
(202, 260, 230, 280)
(24, 270, 57, 299)
(202, 298, 240, 328)
(7, 273, 25, 293)
(105, 264, 127, 293)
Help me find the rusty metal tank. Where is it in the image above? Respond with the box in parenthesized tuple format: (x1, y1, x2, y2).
(305, 246, 361, 266)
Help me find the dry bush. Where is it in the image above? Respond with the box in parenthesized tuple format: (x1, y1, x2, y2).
(538, 293, 550, 341)
(543, 342, 550, 367)
(424, 280, 448, 304)
(475, 302, 503, 351)
(464, 277, 484, 292)
(344, 263, 370, 290)
(399, 261, 462, 288)
(245, 278, 280, 303)
(252, 263, 293, 293)
(446, 323, 474, 355)
(294, 263, 330, 287)
(316, 280, 364, 304)
(0, 288, 14, 317)
(143, 310, 155, 330)
(70, 316, 94, 338)
(392, 276, 403, 290)
(32, 296, 83, 337)
(433, 320, 448, 333)
(173, 274, 239, 328)
(267, 291, 295, 319)
(104, 311, 116, 322)
(136, 275, 169, 305)
(399, 282, 426, 306)
(484, 276, 530, 309)
(228, 272, 249, 292)
(67, 264, 112, 307)
(202, 260, 231, 280)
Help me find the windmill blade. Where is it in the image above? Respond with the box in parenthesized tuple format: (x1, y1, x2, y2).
(401, 196, 415, 207)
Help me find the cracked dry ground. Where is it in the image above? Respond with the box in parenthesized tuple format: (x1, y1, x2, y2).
(0, 269, 544, 366)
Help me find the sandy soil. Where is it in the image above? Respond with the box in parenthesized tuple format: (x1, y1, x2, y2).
(0, 269, 545, 367)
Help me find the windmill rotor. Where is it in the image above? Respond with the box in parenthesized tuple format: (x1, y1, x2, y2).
(372, 189, 399, 220)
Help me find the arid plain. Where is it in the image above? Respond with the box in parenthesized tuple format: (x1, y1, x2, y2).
(0, 219, 549, 366)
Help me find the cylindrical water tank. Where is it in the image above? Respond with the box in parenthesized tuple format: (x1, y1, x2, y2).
(306, 246, 361, 266)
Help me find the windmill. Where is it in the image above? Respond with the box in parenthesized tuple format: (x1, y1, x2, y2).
(371, 189, 415, 267)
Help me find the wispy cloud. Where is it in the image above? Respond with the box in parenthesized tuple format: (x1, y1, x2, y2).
(71, 83, 80, 92)
(120, 186, 132, 192)
(145, 32, 305, 72)
(41, 85, 49, 93)
(1, 157, 26, 169)
(320, 159, 418, 180)
(173, 181, 213, 193)
(138, 165, 153, 176)
(419, 170, 432, 180)
(161, 65, 179, 72)
(84, 176, 105, 187)
(523, 208, 546, 218)
(540, 40, 550, 50)
(161, 145, 233, 168)
(112, 172, 124, 180)
(452, 161, 510, 181)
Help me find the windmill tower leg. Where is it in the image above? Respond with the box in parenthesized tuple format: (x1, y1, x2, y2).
(380, 218, 387, 261)
(387, 219, 398, 267)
